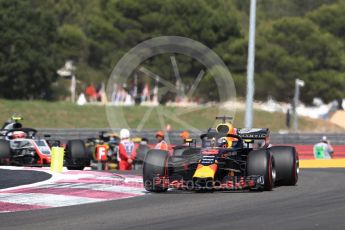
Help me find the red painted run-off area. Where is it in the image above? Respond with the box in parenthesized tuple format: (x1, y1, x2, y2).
(290, 145, 345, 159)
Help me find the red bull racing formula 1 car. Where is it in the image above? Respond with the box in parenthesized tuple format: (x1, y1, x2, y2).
(143, 116, 299, 192)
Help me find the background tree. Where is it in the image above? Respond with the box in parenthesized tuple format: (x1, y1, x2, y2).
(0, 0, 60, 99)
(255, 17, 345, 103)
(0, 0, 344, 103)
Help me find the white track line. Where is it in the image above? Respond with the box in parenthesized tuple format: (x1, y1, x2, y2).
(0, 166, 146, 213)
(0, 193, 103, 207)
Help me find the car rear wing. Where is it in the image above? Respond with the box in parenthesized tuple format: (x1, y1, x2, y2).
(236, 128, 270, 140)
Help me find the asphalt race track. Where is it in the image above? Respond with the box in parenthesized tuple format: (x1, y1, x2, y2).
(0, 169, 51, 189)
(1, 169, 345, 230)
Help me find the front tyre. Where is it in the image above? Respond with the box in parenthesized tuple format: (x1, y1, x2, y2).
(65, 140, 89, 170)
(143, 149, 169, 192)
(247, 149, 275, 191)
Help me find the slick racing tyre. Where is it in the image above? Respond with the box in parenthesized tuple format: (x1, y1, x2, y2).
(247, 149, 276, 191)
(269, 146, 299, 186)
(143, 149, 169, 192)
(0, 140, 10, 159)
(66, 165, 85, 170)
(67, 140, 87, 160)
(66, 140, 89, 170)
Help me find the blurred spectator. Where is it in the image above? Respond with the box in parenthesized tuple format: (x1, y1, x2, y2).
(118, 129, 136, 170)
(111, 83, 118, 103)
(286, 108, 291, 129)
(337, 98, 344, 110)
(166, 124, 172, 132)
(85, 83, 97, 102)
(313, 136, 334, 159)
(77, 93, 87, 105)
(99, 82, 107, 104)
(134, 81, 143, 104)
(96, 83, 102, 101)
(110, 84, 134, 105)
(154, 131, 168, 151)
(118, 87, 126, 103)
(141, 83, 150, 102)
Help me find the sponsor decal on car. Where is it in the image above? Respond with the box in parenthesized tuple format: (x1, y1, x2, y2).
(201, 149, 219, 155)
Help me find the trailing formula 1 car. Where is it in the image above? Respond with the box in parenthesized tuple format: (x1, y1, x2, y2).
(0, 116, 90, 170)
(143, 116, 299, 192)
(86, 131, 120, 162)
(86, 131, 150, 170)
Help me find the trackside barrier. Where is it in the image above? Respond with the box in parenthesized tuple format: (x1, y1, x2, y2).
(299, 159, 345, 168)
(293, 145, 345, 159)
(37, 129, 345, 145)
(50, 147, 64, 173)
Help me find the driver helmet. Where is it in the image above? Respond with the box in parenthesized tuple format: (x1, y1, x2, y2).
(12, 131, 27, 139)
(216, 123, 237, 140)
(218, 137, 231, 148)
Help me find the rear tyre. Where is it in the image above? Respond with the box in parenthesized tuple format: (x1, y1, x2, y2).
(269, 146, 299, 186)
(143, 149, 169, 192)
(247, 149, 275, 191)
(66, 165, 85, 170)
(66, 140, 89, 170)
(0, 140, 10, 165)
(67, 140, 87, 159)
(0, 140, 10, 158)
